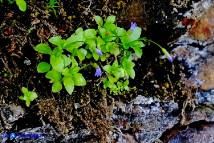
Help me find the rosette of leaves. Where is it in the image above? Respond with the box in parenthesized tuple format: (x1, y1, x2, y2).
(35, 35, 86, 95)
(19, 87, 38, 107)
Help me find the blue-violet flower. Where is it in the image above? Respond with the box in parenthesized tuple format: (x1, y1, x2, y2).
(96, 48, 102, 56)
(95, 67, 102, 77)
(161, 48, 173, 62)
(130, 22, 137, 32)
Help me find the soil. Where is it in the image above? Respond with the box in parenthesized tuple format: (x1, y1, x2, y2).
(0, 0, 202, 142)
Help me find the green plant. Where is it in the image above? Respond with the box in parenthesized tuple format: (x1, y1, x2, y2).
(1, 0, 27, 12)
(19, 87, 38, 107)
(47, 0, 60, 15)
(35, 15, 172, 95)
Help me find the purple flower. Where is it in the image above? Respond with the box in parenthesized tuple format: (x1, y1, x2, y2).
(167, 56, 173, 62)
(130, 22, 137, 32)
(96, 48, 102, 56)
(161, 48, 173, 62)
(95, 67, 102, 77)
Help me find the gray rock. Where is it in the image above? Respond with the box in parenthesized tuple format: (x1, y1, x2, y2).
(111, 95, 179, 143)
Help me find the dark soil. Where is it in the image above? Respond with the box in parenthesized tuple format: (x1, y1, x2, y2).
(0, 0, 199, 142)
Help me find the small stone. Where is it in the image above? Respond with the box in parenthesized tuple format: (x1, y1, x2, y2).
(188, 3, 214, 42)
(198, 57, 214, 90)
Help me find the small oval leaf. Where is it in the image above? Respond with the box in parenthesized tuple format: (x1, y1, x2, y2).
(52, 82, 62, 93)
(50, 56, 64, 72)
(45, 70, 62, 82)
(72, 73, 86, 86)
(63, 76, 74, 95)
(35, 44, 52, 54)
(37, 62, 51, 73)
(16, 0, 27, 12)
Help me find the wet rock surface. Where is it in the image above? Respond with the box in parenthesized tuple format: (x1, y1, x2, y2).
(169, 122, 214, 143)
(170, 0, 214, 142)
(111, 95, 179, 143)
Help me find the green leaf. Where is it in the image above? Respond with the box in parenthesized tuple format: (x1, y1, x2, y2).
(66, 32, 85, 44)
(86, 39, 96, 50)
(62, 68, 70, 76)
(116, 27, 126, 36)
(84, 29, 97, 39)
(69, 66, 80, 74)
(35, 44, 52, 54)
(92, 51, 99, 61)
(94, 16, 103, 26)
(106, 42, 115, 53)
(103, 78, 108, 88)
(50, 55, 64, 72)
(126, 68, 135, 79)
(98, 27, 106, 37)
(107, 82, 117, 91)
(61, 55, 71, 67)
(113, 68, 125, 78)
(124, 80, 129, 86)
(100, 45, 108, 53)
(52, 81, 62, 93)
(97, 36, 105, 45)
(130, 41, 145, 48)
(19, 96, 24, 100)
(133, 46, 143, 58)
(45, 70, 62, 82)
(22, 87, 28, 94)
(20, 88, 38, 107)
(71, 56, 78, 67)
(100, 55, 106, 61)
(52, 47, 63, 56)
(128, 27, 141, 42)
(77, 48, 87, 61)
(26, 100, 31, 107)
(86, 52, 92, 59)
(37, 62, 51, 73)
(65, 42, 84, 52)
(72, 73, 86, 86)
(108, 75, 118, 83)
(16, 0, 27, 12)
(106, 15, 116, 23)
(108, 43, 120, 56)
(103, 65, 111, 73)
(29, 92, 38, 101)
(117, 81, 122, 87)
(103, 23, 116, 32)
(122, 58, 135, 69)
(63, 76, 74, 95)
(49, 36, 63, 47)
(75, 27, 83, 34)
(112, 60, 119, 68)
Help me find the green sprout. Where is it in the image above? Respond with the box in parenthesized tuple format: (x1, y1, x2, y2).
(47, 0, 60, 15)
(19, 87, 38, 107)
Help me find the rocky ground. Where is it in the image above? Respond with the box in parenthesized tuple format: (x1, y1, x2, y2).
(0, 0, 214, 142)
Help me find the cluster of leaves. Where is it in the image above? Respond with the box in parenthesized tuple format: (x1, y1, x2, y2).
(19, 87, 38, 107)
(0, 0, 27, 12)
(35, 35, 87, 95)
(35, 15, 172, 95)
